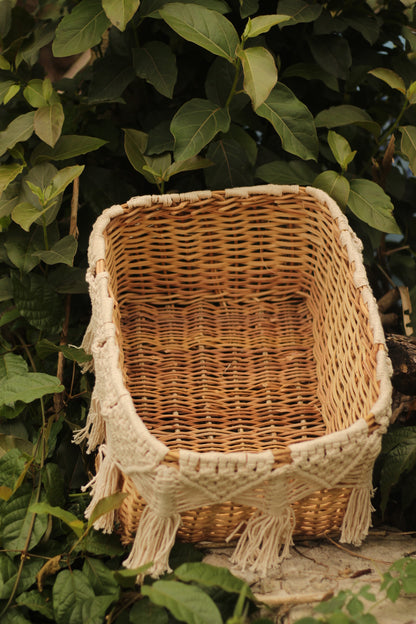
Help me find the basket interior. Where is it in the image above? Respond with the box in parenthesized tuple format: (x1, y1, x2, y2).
(103, 190, 380, 454)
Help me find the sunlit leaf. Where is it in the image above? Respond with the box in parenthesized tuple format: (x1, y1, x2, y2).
(315, 105, 380, 136)
(242, 14, 290, 39)
(159, 3, 239, 62)
(102, 0, 140, 31)
(369, 67, 406, 93)
(347, 178, 401, 234)
(239, 46, 277, 109)
(0, 113, 35, 158)
(0, 164, 24, 199)
(32, 235, 78, 266)
(29, 502, 84, 537)
(87, 492, 129, 527)
(327, 130, 356, 171)
(53, 0, 111, 57)
(34, 103, 65, 148)
(31, 135, 107, 163)
(399, 126, 416, 175)
(142, 580, 223, 624)
(314, 170, 350, 209)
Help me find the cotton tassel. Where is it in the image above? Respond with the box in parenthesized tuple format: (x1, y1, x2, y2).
(230, 507, 295, 575)
(73, 394, 105, 453)
(83, 445, 121, 533)
(340, 486, 374, 547)
(123, 505, 181, 580)
(80, 319, 95, 373)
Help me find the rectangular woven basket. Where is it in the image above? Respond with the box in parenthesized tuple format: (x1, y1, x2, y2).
(78, 184, 392, 578)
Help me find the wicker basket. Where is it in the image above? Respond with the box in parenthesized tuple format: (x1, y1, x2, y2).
(78, 185, 392, 577)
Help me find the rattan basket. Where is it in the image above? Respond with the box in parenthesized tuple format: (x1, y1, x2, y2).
(78, 184, 392, 577)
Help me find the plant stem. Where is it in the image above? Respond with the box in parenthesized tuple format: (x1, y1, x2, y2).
(378, 98, 408, 147)
(0, 399, 47, 618)
(225, 61, 241, 109)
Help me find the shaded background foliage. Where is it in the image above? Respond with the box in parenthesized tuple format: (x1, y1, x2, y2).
(0, 0, 416, 622)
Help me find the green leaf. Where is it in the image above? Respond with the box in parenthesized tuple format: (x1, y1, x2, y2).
(315, 105, 380, 136)
(133, 41, 177, 99)
(36, 339, 92, 363)
(0, 80, 15, 104)
(45, 165, 84, 202)
(165, 156, 212, 178)
(205, 135, 253, 187)
(347, 596, 364, 616)
(347, 179, 401, 234)
(83, 558, 120, 597)
(23, 79, 49, 108)
(12, 273, 64, 333)
(380, 427, 416, 513)
(34, 103, 65, 148)
(88, 57, 135, 104)
(102, 0, 140, 31)
(12, 202, 52, 232)
(0, 449, 27, 489)
(0, 373, 64, 408)
(140, 0, 230, 17)
(82, 594, 118, 624)
(0, 353, 28, 379)
(399, 126, 416, 175)
(242, 14, 290, 39)
(313, 171, 350, 210)
(142, 580, 223, 624)
(42, 462, 65, 507)
(327, 130, 356, 171)
(3, 84, 20, 104)
(32, 235, 78, 266)
(147, 121, 175, 155)
(32, 135, 107, 163)
(0, 164, 24, 200)
(123, 129, 157, 183)
(278, 0, 322, 27)
(256, 83, 318, 161)
(52, 570, 95, 624)
(1, 486, 48, 553)
(239, 46, 277, 109)
(29, 502, 84, 537)
(0, 276, 13, 302)
(369, 68, 406, 94)
(283, 62, 339, 91)
(159, 3, 239, 62)
(16, 20, 56, 69)
(129, 598, 169, 623)
(343, 15, 380, 45)
(175, 562, 254, 597)
(256, 159, 317, 185)
(171, 98, 230, 160)
(0, 112, 35, 158)
(53, 0, 111, 57)
(87, 492, 129, 527)
(0, 554, 43, 601)
(308, 35, 351, 79)
(16, 590, 54, 620)
(386, 579, 401, 602)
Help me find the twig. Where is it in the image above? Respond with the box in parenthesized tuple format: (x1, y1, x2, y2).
(53, 177, 80, 415)
(325, 535, 392, 565)
(253, 591, 331, 607)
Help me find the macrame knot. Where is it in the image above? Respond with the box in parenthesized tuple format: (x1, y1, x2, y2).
(73, 391, 105, 453)
(230, 506, 295, 575)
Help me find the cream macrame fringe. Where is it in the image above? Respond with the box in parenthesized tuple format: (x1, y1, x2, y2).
(83, 445, 120, 533)
(123, 506, 182, 579)
(340, 486, 374, 547)
(73, 393, 105, 453)
(230, 507, 295, 575)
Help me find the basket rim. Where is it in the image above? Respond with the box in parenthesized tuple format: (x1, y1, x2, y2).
(83, 184, 392, 468)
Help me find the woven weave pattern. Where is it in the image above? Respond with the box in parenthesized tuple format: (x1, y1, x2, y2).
(79, 185, 392, 577)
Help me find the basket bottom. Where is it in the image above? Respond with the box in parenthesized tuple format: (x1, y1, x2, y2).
(121, 296, 327, 454)
(117, 475, 351, 546)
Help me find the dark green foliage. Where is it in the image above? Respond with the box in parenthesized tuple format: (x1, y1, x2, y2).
(1, 1, 416, 622)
